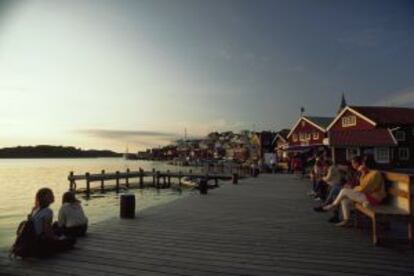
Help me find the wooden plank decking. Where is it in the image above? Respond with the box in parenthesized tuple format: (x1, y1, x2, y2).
(1, 174, 414, 275)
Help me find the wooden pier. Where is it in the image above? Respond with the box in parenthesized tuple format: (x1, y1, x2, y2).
(68, 168, 243, 197)
(2, 174, 414, 275)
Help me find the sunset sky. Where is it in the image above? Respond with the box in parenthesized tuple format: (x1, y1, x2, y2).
(0, 0, 413, 152)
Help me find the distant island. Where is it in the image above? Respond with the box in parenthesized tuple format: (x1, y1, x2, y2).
(0, 145, 121, 158)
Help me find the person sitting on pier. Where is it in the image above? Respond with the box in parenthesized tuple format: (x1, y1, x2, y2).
(308, 158, 324, 197)
(55, 192, 88, 238)
(31, 188, 76, 256)
(323, 156, 386, 227)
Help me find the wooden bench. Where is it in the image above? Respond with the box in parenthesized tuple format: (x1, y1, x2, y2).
(354, 172, 414, 246)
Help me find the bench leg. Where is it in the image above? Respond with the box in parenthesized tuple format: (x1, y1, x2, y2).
(372, 216, 379, 246)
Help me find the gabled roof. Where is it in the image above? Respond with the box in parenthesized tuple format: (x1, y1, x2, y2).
(329, 129, 397, 147)
(350, 106, 414, 126)
(304, 116, 334, 129)
(327, 105, 414, 130)
(287, 116, 334, 138)
(272, 129, 290, 145)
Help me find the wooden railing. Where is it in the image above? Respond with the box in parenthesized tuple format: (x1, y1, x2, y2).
(68, 168, 239, 197)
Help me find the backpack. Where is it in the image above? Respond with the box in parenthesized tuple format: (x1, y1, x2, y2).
(9, 215, 38, 259)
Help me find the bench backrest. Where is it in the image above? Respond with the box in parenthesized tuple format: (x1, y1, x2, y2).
(382, 171, 413, 215)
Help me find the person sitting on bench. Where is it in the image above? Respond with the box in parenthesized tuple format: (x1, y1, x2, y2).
(323, 156, 386, 227)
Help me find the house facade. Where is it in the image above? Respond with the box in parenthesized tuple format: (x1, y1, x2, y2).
(327, 106, 414, 168)
(286, 116, 333, 155)
(250, 131, 277, 161)
(272, 129, 290, 162)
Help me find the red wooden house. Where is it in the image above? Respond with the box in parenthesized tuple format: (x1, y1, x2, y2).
(327, 106, 414, 168)
(286, 116, 333, 154)
(272, 129, 290, 161)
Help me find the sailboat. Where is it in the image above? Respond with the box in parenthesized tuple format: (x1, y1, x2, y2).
(123, 146, 138, 160)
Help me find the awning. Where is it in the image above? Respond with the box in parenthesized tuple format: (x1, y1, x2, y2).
(328, 129, 397, 147)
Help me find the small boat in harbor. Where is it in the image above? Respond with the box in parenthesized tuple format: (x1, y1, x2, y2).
(180, 176, 199, 188)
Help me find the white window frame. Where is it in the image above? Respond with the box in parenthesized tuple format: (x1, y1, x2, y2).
(374, 147, 390, 164)
(346, 147, 360, 161)
(395, 130, 406, 142)
(399, 147, 410, 161)
(313, 132, 319, 140)
(306, 133, 311, 141)
(299, 133, 305, 141)
(292, 134, 298, 142)
(342, 115, 357, 127)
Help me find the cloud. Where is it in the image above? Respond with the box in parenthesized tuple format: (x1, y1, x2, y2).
(175, 119, 248, 137)
(376, 90, 414, 106)
(78, 129, 180, 141)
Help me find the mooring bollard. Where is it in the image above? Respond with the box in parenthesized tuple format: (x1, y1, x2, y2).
(199, 178, 208, 195)
(120, 193, 135, 219)
(232, 173, 239, 184)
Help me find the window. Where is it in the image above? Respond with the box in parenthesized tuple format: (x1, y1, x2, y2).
(342, 115, 357, 127)
(399, 148, 410, 160)
(292, 134, 298, 142)
(313, 132, 319, 140)
(346, 147, 360, 161)
(306, 133, 311, 141)
(374, 147, 390, 164)
(395, 130, 406, 141)
(299, 133, 305, 141)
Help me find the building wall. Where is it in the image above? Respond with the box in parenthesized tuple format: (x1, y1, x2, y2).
(391, 126, 414, 168)
(289, 118, 326, 146)
(330, 109, 375, 131)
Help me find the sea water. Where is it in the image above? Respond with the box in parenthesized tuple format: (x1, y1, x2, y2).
(0, 158, 197, 248)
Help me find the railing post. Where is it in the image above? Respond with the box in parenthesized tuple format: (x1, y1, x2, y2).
(126, 168, 130, 188)
(139, 168, 144, 189)
(167, 170, 171, 187)
(116, 171, 120, 193)
(156, 171, 160, 189)
(69, 171, 75, 191)
(152, 168, 156, 186)
(85, 172, 90, 198)
(178, 171, 182, 187)
(101, 170, 105, 193)
(232, 173, 239, 184)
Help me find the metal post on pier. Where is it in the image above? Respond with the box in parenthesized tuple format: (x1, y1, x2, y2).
(152, 168, 156, 186)
(167, 170, 171, 187)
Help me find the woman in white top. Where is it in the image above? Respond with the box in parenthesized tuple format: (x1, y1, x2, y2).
(57, 192, 88, 237)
